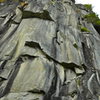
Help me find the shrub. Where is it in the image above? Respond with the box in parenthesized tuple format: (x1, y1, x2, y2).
(95, 20, 100, 25)
(84, 13, 100, 25)
(83, 4, 100, 25)
(81, 26, 90, 32)
(84, 4, 92, 11)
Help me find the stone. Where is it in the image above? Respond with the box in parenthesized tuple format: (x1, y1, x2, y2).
(0, 0, 100, 100)
(10, 57, 55, 93)
(0, 92, 43, 100)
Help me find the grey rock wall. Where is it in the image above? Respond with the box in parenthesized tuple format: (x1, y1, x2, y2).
(0, 0, 100, 100)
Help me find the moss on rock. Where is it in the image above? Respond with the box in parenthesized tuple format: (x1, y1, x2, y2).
(81, 26, 90, 32)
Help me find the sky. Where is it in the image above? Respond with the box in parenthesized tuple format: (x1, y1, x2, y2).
(76, 0, 100, 18)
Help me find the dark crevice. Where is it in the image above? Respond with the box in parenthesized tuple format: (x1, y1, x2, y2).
(44, 63, 58, 100)
(25, 41, 53, 61)
(25, 41, 83, 69)
(28, 89, 45, 95)
(43, 76, 57, 100)
(0, 60, 7, 70)
(0, 57, 23, 98)
(10, 20, 20, 25)
(0, 23, 10, 36)
(0, 17, 13, 38)
(81, 42, 94, 70)
(0, 12, 15, 35)
(22, 10, 54, 21)
(20, 54, 37, 61)
(50, 14, 60, 59)
(0, 24, 19, 48)
(61, 62, 81, 69)
(51, 37, 57, 59)
(63, 69, 66, 85)
(93, 24, 100, 35)
(25, 41, 41, 49)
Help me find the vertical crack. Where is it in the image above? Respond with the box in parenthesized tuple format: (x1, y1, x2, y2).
(43, 63, 58, 100)
(0, 57, 23, 98)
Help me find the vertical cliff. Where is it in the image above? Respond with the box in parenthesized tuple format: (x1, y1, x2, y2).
(0, 0, 100, 100)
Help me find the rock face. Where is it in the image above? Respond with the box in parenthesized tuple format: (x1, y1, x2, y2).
(0, 0, 100, 100)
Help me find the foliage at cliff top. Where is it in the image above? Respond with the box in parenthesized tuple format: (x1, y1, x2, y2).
(84, 13, 100, 25)
(84, 4, 92, 11)
(83, 4, 100, 25)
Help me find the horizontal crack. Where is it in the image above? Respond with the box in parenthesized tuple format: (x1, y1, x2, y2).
(22, 10, 54, 21)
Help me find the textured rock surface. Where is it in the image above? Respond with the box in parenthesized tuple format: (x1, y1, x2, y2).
(0, 0, 100, 100)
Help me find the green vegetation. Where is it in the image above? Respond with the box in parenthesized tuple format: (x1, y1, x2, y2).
(84, 13, 100, 25)
(81, 26, 90, 32)
(78, 25, 90, 32)
(83, 4, 100, 25)
(73, 43, 78, 49)
(84, 4, 92, 11)
(48, 0, 56, 5)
